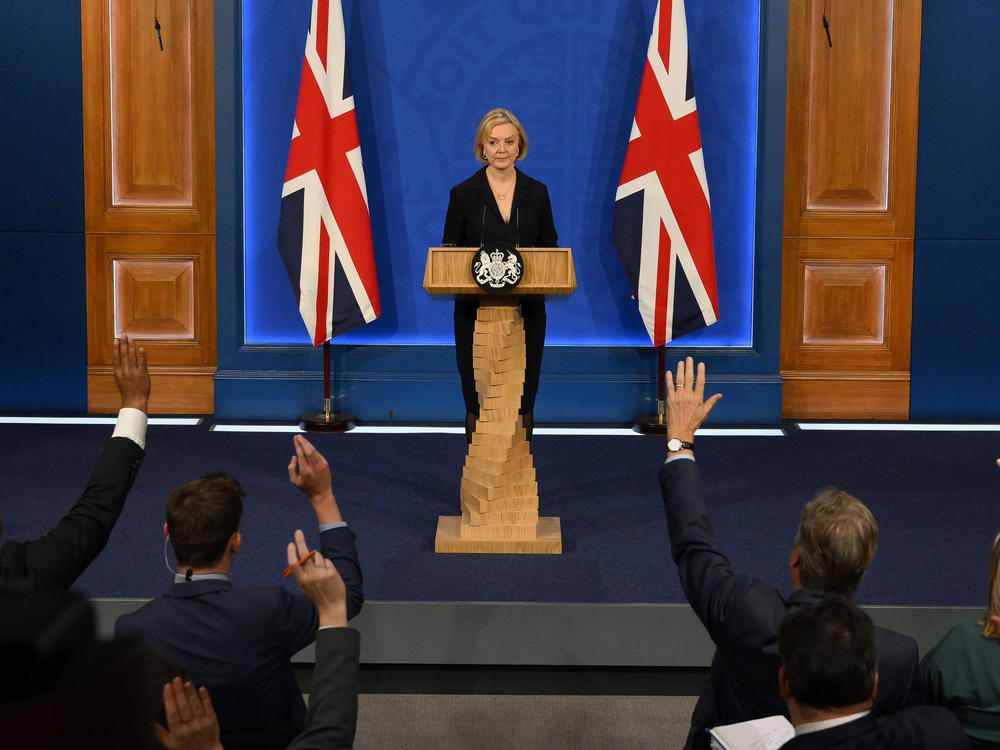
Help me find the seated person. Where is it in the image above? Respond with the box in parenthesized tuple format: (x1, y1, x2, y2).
(154, 529, 360, 750)
(116, 435, 363, 749)
(0, 587, 160, 750)
(778, 597, 968, 749)
(921, 531, 1000, 750)
(658, 357, 923, 750)
(0, 336, 149, 589)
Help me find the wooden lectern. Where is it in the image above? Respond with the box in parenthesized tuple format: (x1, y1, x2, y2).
(423, 247, 576, 554)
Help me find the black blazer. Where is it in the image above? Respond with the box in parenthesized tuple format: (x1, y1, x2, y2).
(115, 526, 364, 745)
(442, 167, 558, 248)
(658, 457, 924, 750)
(781, 707, 970, 749)
(0, 436, 144, 589)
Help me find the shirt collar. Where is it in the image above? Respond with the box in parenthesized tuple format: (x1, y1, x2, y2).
(173, 572, 230, 583)
(795, 710, 870, 736)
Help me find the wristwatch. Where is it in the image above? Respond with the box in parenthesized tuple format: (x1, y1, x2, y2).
(667, 438, 695, 452)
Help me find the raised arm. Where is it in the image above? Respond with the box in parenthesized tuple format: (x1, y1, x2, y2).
(285, 530, 360, 750)
(4, 336, 149, 588)
(288, 435, 363, 618)
(658, 357, 743, 636)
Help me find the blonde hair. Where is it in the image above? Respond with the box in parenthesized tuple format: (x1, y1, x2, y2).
(794, 488, 878, 597)
(474, 108, 529, 164)
(982, 532, 1000, 638)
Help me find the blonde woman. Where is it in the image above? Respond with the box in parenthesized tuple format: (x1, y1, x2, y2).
(442, 108, 557, 442)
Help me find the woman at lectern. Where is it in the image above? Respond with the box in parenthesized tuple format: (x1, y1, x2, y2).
(442, 108, 558, 443)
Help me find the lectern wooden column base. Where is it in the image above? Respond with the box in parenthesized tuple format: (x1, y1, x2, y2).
(435, 301, 561, 554)
(434, 515, 562, 554)
(424, 247, 575, 555)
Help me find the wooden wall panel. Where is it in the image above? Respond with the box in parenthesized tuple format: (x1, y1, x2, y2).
(86, 234, 216, 413)
(784, 0, 920, 238)
(82, 0, 216, 413)
(82, 0, 214, 233)
(782, 239, 912, 371)
(781, 0, 920, 420)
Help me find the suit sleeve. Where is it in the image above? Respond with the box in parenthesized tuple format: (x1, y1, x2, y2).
(898, 636, 925, 709)
(319, 526, 364, 620)
(280, 526, 364, 655)
(1, 437, 144, 589)
(442, 186, 467, 245)
(536, 183, 558, 247)
(286, 627, 361, 750)
(658, 458, 755, 641)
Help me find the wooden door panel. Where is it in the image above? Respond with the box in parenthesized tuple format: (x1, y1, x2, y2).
(82, 0, 216, 413)
(781, 0, 920, 419)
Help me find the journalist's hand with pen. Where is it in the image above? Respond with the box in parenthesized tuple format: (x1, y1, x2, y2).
(286, 529, 347, 628)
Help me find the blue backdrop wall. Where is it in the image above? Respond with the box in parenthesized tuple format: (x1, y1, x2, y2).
(241, 0, 758, 349)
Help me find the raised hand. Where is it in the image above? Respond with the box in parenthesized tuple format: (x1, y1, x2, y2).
(286, 528, 347, 628)
(666, 356, 723, 445)
(113, 335, 150, 412)
(154, 677, 223, 750)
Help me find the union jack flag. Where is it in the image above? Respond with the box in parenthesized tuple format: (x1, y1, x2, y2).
(278, 0, 380, 345)
(613, 0, 718, 347)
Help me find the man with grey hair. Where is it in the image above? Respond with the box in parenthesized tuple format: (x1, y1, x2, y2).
(659, 357, 923, 750)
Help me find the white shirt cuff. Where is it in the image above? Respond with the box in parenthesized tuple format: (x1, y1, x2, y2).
(112, 407, 147, 450)
(664, 453, 695, 465)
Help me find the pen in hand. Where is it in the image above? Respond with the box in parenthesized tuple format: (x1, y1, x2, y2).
(283, 549, 317, 577)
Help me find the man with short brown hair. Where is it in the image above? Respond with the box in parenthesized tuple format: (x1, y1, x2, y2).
(116, 435, 363, 750)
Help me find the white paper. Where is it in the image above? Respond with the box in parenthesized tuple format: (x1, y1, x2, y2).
(707, 715, 795, 750)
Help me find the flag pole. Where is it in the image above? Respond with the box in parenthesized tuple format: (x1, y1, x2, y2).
(299, 341, 356, 432)
(657, 345, 666, 425)
(323, 339, 331, 419)
(632, 345, 669, 435)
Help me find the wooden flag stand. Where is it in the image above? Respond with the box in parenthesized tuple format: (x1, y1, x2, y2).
(423, 247, 576, 554)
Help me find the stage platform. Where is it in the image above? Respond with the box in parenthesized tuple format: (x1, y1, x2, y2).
(1, 418, 994, 668)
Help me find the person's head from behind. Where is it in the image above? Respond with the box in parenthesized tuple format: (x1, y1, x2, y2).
(474, 108, 529, 166)
(165, 473, 244, 569)
(778, 597, 878, 722)
(792, 488, 878, 597)
(982, 531, 1000, 639)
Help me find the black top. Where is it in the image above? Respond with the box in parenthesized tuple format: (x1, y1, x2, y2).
(442, 167, 558, 248)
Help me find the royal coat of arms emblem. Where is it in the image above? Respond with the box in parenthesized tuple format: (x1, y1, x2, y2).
(472, 241, 523, 293)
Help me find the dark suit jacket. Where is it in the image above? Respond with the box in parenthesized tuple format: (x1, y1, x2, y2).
(0, 436, 144, 589)
(287, 626, 360, 750)
(114, 526, 363, 746)
(781, 708, 970, 749)
(442, 167, 557, 248)
(659, 457, 923, 750)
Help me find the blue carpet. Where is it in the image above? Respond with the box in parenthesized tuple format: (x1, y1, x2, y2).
(0, 422, 993, 607)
